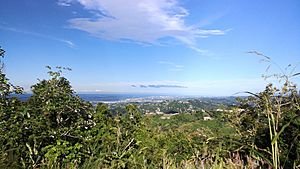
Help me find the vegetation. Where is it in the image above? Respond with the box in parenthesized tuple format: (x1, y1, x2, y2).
(0, 47, 299, 168)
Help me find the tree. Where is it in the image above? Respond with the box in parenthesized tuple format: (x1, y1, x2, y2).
(27, 66, 93, 168)
(0, 47, 25, 168)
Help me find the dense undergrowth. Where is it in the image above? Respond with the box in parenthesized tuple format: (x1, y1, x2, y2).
(0, 47, 299, 168)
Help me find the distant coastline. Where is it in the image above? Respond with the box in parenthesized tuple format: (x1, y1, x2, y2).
(10, 93, 239, 105)
(10, 93, 173, 103)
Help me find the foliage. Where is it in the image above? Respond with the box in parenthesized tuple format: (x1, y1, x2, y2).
(1, 47, 299, 168)
(227, 52, 300, 168)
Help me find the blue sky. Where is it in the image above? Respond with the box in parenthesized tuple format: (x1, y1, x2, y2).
(1, 0, 299, 96)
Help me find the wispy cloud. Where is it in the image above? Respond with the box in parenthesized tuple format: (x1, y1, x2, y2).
(57, 0, 72, 6)
(132, 84, 187, 88)
(58, 0, 226, 52)
(0, 25, 75, 48)
(158, 61, 184, 71)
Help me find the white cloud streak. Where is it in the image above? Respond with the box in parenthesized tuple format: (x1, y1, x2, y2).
(132, 84, 187, 88)
(0, 25, 75, 48)
(57, 0, 72, 6)
(158, 61, 184, 71)
(59, 0, 226, 52)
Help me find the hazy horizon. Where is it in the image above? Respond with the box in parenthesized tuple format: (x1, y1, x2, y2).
(1, 0, 299, 96)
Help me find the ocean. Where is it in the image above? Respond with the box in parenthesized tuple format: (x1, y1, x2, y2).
(10, 93, 165, 103)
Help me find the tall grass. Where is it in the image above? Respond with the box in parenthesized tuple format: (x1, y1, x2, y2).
(245, 51, 300, 169)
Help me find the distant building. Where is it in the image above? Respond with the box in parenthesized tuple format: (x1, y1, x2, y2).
(203, 116, 212, 121)
(145, 112, 156, 116)
(160, 116, 171, 120)
(155, 108, 164, 114)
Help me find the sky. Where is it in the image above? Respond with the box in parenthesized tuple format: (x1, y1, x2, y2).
(0, 0, 300, 96)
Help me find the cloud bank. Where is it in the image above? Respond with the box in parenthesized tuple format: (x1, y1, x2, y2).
(58, 0, 226, 51)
